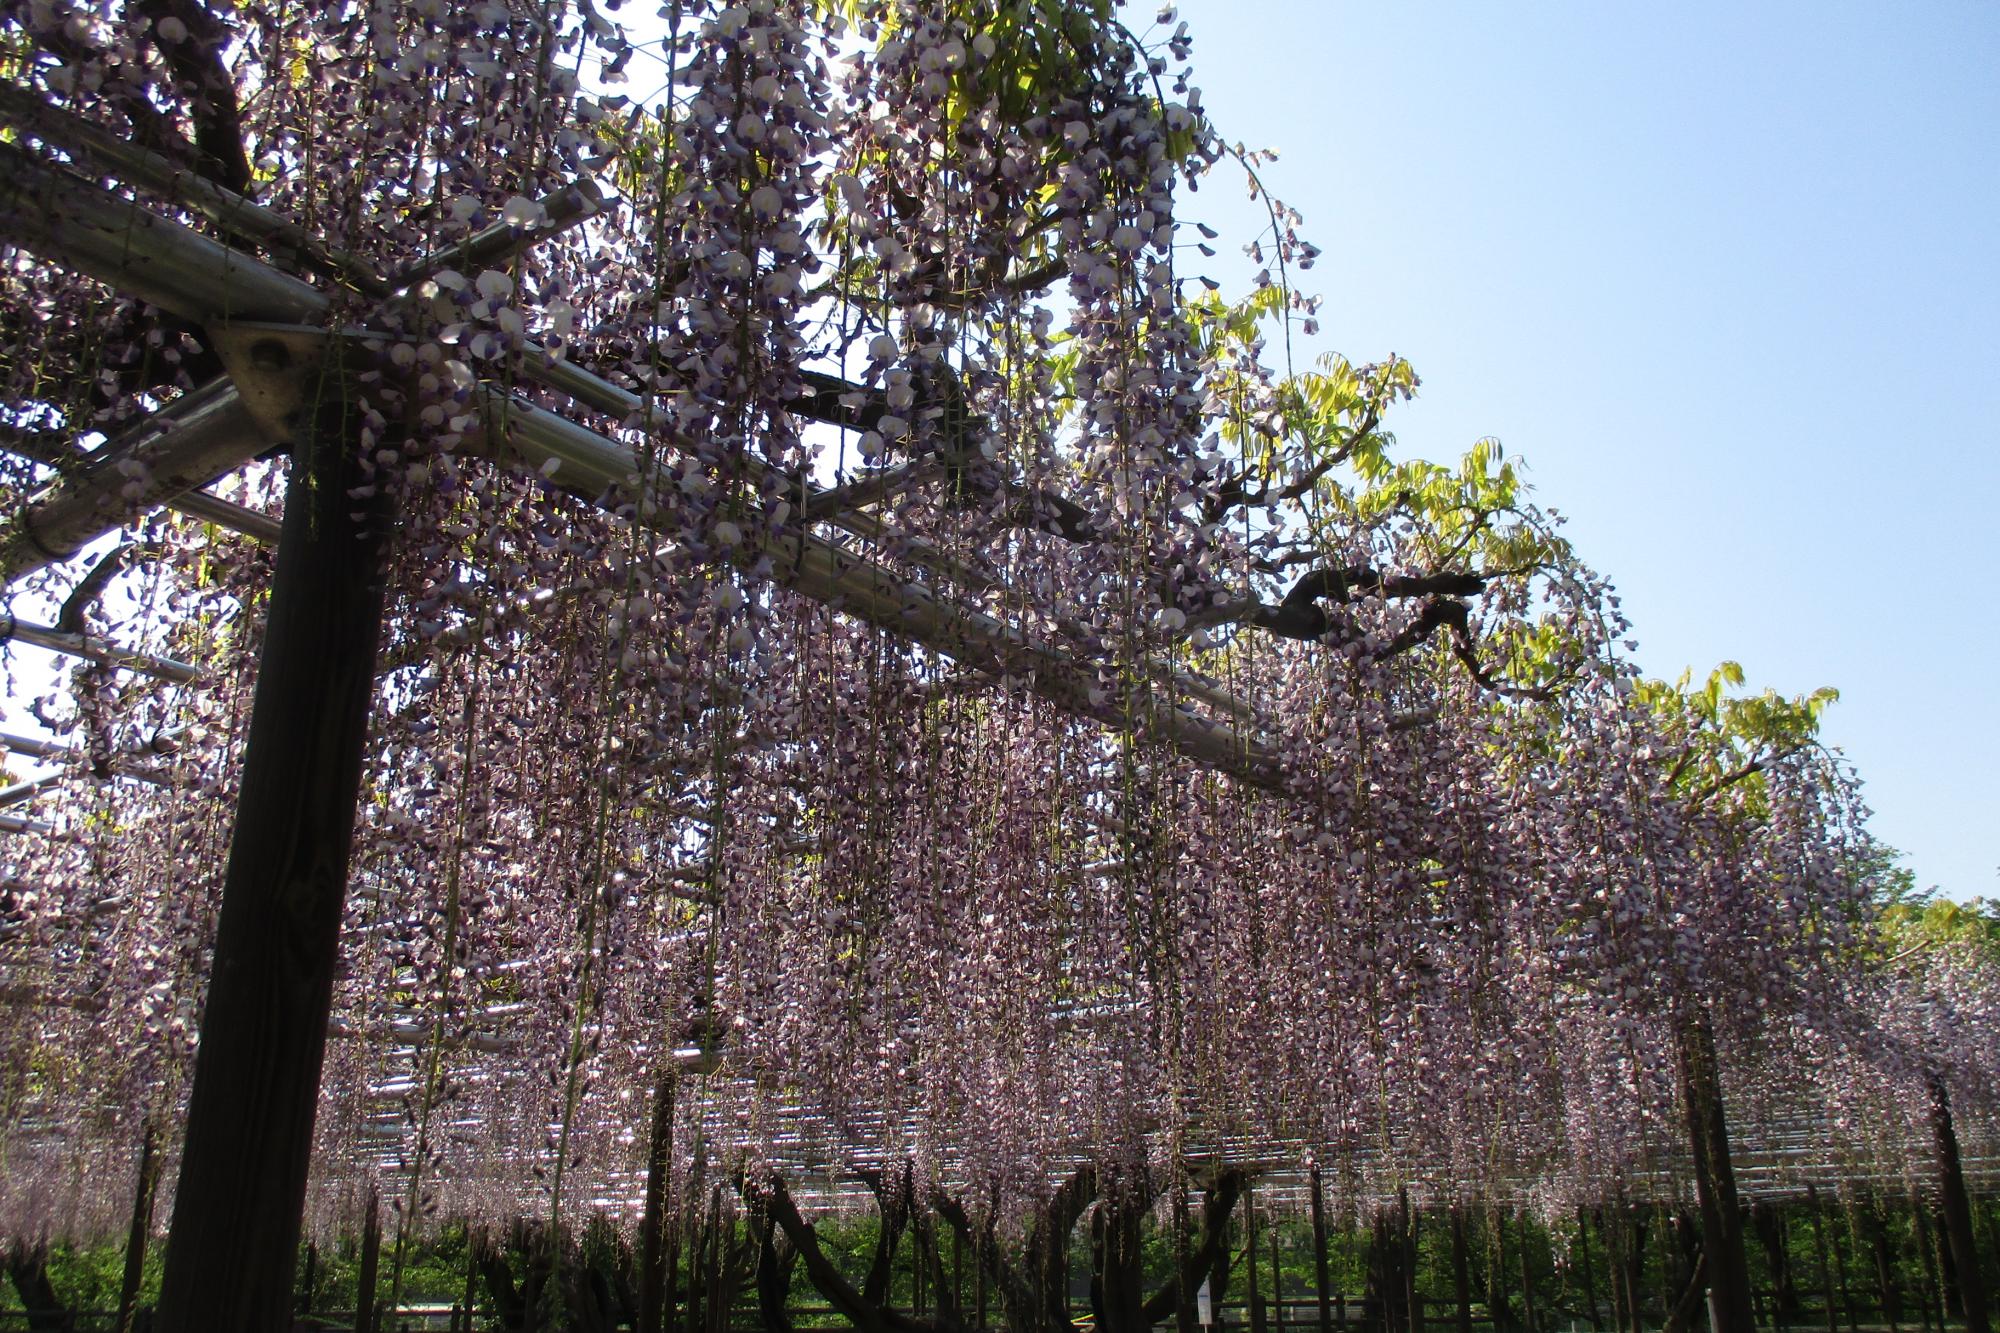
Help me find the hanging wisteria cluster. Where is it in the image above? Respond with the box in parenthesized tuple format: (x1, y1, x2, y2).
(0, 0, 1991, 1299)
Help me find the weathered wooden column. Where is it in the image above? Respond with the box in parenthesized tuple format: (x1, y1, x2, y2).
(1675, 1009, 1755, 1333)
(153, 333, 396, 1331)
(1928, 1081, 1991, 1333)
(114, 1118, 162, 1333)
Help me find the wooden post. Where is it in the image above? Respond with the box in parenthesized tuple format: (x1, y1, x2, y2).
(640, 1071, 679, 1333)
(1450, 1208, 1472, 1333)
(1675, 1009, 1755, 1333)
(114, 1118, 163, 1333)
(1929, 1082, 1992, 1333)
(356, 1188, 383, 1333)
(1576, 1209, 1602, 1332)
(1312, 1166, 1334, 1333)
(152, 338, 396, 1333)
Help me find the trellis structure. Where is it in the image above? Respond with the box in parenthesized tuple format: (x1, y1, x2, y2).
(0, 10, 1993, 1333)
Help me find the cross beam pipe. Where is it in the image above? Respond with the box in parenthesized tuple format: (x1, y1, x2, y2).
(0, 145, 1283, 790)
(1, 377, 271, 580)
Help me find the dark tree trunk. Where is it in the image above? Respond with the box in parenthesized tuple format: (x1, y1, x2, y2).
(116, 1118, 163, 1333)
(640, 1071, 679, 1333)
(1090, 1190, 1147, 1333)
(1929, 1082, 1992, 1333)
(1676, 1009, 1755, 1333)
(3, 1244, 68, 1333)
(1754, 1201, 1802, 1326)
(1403, 1194, 1421, 1333)
(299, 1241, 320, 1317)
(1367, 1213, 1406, 1333)
(462, 1238, 482, 1333)
(1911, 1194, 1942, 1333)
(1450, 1208, 1472, 1333)
(755, 1208, 799, 1333)
(1515, 1212, 1537, 1333)
(1312, 1167, 1335, 1333)
(356, 1188, 383, 1333)
(153, 349, 396, 1333)
(1576, 1209, 1602, 1333)
(1860, 1193, 1902, 1332)
(1484, 1209, 1514, 1333)
(1807, 1187, 1839, 1333)
(1249, 1184, 1268, 1333)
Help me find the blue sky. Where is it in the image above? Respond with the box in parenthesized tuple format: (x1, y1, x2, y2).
(1171, 1, 2000, 900)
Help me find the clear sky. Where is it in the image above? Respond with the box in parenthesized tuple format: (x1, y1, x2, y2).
(1173, 0, 2000, 901)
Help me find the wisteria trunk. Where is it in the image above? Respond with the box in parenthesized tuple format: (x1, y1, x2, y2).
(1927, 1081, 1991, 1333)
(1675, 1009, 1755, 1333)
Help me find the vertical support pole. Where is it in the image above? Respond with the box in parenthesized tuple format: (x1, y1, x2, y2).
(1312, 1165, 1334, 1333)
(1676, 1008, 1755, 1333)
(1929, 1082, 1992, 1333)
(640, 1071, 679, 1333)
(1450, 1207, 1472, 1333)
(153, 346, 396, 1333)
(1577, 1209, 1602, 1332)
(114, 1118, 162, 1333)
(356, 1187, 383, 1333)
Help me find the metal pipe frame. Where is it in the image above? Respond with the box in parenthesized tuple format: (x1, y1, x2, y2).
(0, 145, 1284, 788)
